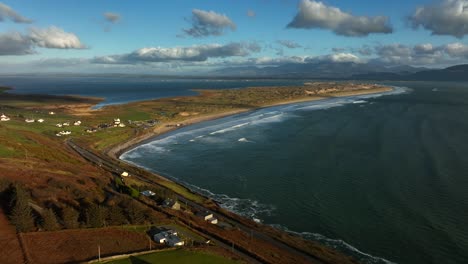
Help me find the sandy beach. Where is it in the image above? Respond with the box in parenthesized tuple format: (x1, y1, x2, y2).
(107, 85, 393, 159)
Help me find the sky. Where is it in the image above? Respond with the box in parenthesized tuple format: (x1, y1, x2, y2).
(1, 0, 468, 74)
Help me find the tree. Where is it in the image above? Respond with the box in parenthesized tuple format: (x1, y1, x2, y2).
(9, 185, 35, 232)
(86, 204, 106, 228)
(42, 208, 60, 231)
(126, 201, 145, 224)
(62, 206, 80, 229)
(108, 206, 126, 226)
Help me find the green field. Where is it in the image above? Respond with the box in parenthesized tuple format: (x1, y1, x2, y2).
(104, 249, 240, 264)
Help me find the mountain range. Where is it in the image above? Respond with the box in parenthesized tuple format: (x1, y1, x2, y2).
(211, 63, 468, 81)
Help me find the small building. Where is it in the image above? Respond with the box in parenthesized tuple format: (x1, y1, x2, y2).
(141, 190, 156, 197)
(37, 119, 44, 123)
(121, 171, 129, 177)
(25, 119, 35, 123)
(85, 128, 97, 133)
(48, 111, 55, 115)
(153, 229, 184, 247)
(196, 211, 218, 224)
(0, 114, 10, 121)
(62, 122, 70, 126)
(56, 123, 63, 127)
(163, 199, 181, 210)
(118, 123, 126, 127)
(74, 121, 81, 126)
(113, 118, 121, 125)
(59, 130, 71, 135)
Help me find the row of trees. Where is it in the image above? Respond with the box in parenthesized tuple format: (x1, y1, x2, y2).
(0, 181, 152, 232)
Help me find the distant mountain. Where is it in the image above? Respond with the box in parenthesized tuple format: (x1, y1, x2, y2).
(352, 64, 468, 81)
(211, 62, 426, 79)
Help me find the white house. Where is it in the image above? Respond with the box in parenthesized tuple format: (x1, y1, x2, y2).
(113, 118, 121, 125)
(25, 119, 35, 123)
(1, 114, 10, 121)
(121, 171, 129, 177)
(59, 131, 71, 135)
(196, 211, 218, 224)
(74, 121, 81, 126)
(48, 111, 55, 115)
(62, 122, 70, 126)
(118, 123, 126, 127)
(37, 119, 44, 123)
(56, 123, 63, 127)
(153, 230, 184, 247)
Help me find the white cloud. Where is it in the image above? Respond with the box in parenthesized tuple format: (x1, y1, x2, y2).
(307, 53, 363, 63)
(104, 12, 121, 23)
(0, 2, 32, 23)
(277, 40, 302, 49)
(92, 42, 260, 64)
(287, 0, 392, 37)
(0, 32, 34, 55)
(409, 0, 468, 38)
(29, 26, 86, 49)
(444, 42, 468, 57)
(183, 9, 236, 37)
(371, 43, 468, 65)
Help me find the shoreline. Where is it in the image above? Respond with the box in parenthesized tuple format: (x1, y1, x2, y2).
(108, 85, 393, 159)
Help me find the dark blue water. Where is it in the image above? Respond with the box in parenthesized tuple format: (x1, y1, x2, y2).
(122, 83, 468, 264)
(0, 76, 304, 108)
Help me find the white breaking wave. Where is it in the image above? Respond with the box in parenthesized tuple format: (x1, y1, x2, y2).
(353, 100, 367, 104)
(270, 224, 397, 264)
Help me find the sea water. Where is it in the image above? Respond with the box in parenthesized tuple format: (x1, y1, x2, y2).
(122, 82, 468, 264)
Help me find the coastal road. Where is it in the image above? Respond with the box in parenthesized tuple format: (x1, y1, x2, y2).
(67, 140, 329, 264)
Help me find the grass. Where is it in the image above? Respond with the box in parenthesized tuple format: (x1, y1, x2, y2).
(158, 180, 206, 204)
(104, 249, 240, 264)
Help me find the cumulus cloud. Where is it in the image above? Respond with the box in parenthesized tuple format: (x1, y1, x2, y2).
(0, 2, 32, 23)
(277, 40, 302, 48)
(0, 26, 86, 55)
(444, 42, 468, 57)
(29, 26, 86, 49)
(286, 0, 393, 37)
(307, 53, 363, 63)
(371, 43, 466, 65)
(247, 9, 256, 17)
(0, 32, 34, 55)
(183, 9, 236, 37)
(92, 42, 260, 64)
(104, 12, 121, 23)
(409, 0, 468, 38)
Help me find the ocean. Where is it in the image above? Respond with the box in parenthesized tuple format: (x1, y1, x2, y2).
(121, 82, 468, 264)
(2, 76, 467, 263)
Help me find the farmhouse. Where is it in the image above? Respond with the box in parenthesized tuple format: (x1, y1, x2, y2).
(196, 211, 218, 224)
(56, 123, 63, 127)
(152, 229, 184, 247)
(37, 119, 44, 123)
(25, 119, 35, 123)
(1, 114, 10, 121)
(121, 171, 129, 177)
(74, 121, 81, 126)
(163, 199, 181, 210)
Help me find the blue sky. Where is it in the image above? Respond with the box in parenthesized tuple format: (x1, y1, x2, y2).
(0, 0, 468, 73)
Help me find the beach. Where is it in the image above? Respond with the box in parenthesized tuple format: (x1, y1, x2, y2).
(108, 85, 393, 159)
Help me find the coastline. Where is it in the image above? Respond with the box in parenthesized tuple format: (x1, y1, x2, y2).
(108, 85, 393, 159)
